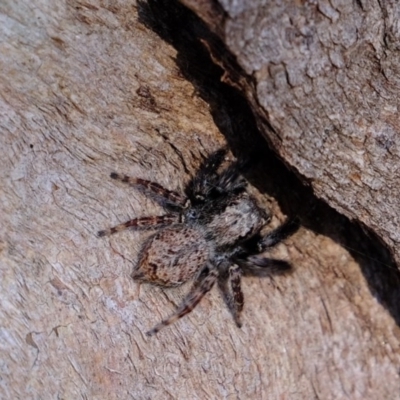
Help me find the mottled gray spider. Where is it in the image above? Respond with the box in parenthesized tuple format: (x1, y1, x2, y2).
(98, 149, 298, 336)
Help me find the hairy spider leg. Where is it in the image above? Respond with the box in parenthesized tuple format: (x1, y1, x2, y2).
(240, 256, 293, 276)
(186, 148, 228, 199)
(229, 264, 244, 327)
(218, 263, 244, 328)
(196, 148, 228, 179)
(97, 214, 179, 237)
(146, 264, 218, 336)
(214, 161, 247, 195)
(110, 172, 187, 206)
(235, 218, 300, 276)
(258, 217, 300, 250)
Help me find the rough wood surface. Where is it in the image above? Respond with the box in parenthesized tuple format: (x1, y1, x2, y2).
(1, 0, 400, 399)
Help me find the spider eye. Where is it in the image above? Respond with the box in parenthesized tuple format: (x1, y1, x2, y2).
(186, 209, 198, 220)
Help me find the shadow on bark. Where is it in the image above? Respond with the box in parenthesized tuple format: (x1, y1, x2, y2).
(137, 0, 400, 324)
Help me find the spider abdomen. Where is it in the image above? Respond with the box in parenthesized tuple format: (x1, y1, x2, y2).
(132, 225, 211, 287)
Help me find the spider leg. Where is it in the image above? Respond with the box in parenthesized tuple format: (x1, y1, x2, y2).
(239, 256, 292, 276)
(186, 148, 227, 200)
(258, 217, 300, 251)
(110, 172, 187, 207)
(97, 214, 178, 237)
(235, 218, 299, 276)
(218, 263, 244, 327)
(213, 160, 248, 195)
(196, 148, 228, 178)
(229, 264, 244, 327)
(146, 264, 218, 336)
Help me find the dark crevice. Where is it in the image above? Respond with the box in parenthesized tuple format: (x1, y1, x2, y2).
(137, 0, 400, 324)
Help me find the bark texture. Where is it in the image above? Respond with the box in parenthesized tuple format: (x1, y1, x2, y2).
(183, 0, 400, 268)
(1, 0, 400, 399)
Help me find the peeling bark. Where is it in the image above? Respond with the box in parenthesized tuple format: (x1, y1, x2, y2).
(1, 1, 400, 399)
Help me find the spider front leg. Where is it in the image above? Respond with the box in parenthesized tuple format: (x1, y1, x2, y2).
(237, 218, 300, 276)
(213, 160, 248, 195)
(146, 264, 218, 336)
(258, 217, 300, 251)
(239, 256, 293, 276)
(97, 214, 179, 237)
(186, 148, 228, 200)
(110, 172, 187, 207)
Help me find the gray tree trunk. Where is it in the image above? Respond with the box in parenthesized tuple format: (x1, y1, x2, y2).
(1, 0, 400, 399)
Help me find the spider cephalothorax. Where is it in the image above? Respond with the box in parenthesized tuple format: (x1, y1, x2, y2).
(98, 149, 299, 335)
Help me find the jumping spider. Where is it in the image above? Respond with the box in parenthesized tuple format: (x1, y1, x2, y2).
(98, 149, 299, 336)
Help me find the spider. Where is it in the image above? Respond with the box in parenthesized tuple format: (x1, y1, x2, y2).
(98, 149, 299, 336)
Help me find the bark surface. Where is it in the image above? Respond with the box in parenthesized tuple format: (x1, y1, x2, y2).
(1, 1, 400, 399)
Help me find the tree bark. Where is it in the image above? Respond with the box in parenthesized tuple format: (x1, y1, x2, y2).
(1, 0, 400, 399)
